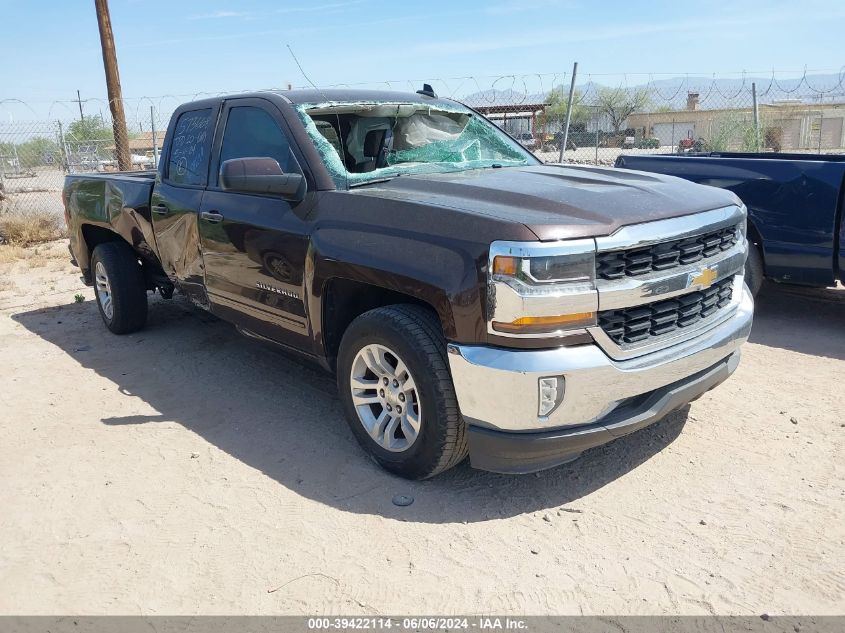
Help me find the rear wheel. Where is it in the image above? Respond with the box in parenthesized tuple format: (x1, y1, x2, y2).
(337, 305, 468, 479)
(91, 242, 148, 334)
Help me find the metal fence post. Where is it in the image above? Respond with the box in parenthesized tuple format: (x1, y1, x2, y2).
(671, 119, 676, 153)
(559, 61, 578, 163)
(57, 120, 71, 173)
(594, 107, 599, 165)
(0, 131, 6, 184)
(150, 105, 159, 169)
(752, 82, 760, 152)
(0, 143, 5, 206)
(595, 128, 599, 164)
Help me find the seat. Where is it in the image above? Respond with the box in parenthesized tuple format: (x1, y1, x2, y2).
(359, 128, 392, 172)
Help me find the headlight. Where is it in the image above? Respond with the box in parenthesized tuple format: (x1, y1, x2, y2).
(488, 240, 598, 337)
(493, 251, 595, 285)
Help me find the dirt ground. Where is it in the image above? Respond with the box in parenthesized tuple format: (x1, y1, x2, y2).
(0, 240, 843, 616)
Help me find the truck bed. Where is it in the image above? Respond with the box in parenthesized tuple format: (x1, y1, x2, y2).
(64, 170, 160, 283)
(615, 152, 845, 287)
(65, 169, 157, 180)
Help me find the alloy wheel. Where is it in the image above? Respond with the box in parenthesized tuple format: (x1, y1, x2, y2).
(349, 343, 421, 452)
(94, 260, 113, 320)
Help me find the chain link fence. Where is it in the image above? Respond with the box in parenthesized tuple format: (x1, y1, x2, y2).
(2, 68, 844, 217)
(455, 71, 845, 166)
(0, 108, 168, 217)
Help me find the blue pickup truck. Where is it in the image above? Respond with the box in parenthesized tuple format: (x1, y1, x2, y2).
(615, 153, 845, 295)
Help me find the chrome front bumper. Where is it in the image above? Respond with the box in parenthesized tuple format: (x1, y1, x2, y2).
(447, 284, 754, 434)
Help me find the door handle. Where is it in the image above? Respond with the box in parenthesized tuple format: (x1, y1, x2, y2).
(152, 203, 169, 215)
(200, 211, 225, 224)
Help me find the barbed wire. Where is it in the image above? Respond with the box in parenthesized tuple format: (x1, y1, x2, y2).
(3, 66, 845, 217)
(645, 75, 689, 103)
(3, 67, 841, 111)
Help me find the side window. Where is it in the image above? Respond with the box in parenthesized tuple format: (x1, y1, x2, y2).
(219, 106, 301, 178)
(167, 108, 212, 186)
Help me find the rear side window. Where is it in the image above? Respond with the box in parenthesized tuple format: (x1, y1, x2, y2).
(219, 106, 300, 176)
(167, 108, 213, 186)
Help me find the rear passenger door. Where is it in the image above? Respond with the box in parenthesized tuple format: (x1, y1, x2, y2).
(198, 98, 313, 349)
(151, 105, 217, 307)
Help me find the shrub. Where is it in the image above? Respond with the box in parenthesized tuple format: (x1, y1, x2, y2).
(0, 211, 67, 247)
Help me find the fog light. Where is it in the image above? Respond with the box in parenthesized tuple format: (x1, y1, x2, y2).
(538, 376, 565, 417)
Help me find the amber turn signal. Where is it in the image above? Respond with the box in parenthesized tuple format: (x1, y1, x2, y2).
(492, 312, 596, 334)
(492, 256, 518, 276)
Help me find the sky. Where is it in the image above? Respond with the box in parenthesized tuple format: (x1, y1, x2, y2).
(1, 0, 844, 119)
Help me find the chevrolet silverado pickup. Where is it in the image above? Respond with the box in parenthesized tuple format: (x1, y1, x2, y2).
(616, 152, 845, 295)
(63, 88, 754, 479)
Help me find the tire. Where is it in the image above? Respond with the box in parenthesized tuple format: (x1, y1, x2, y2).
(337, 304, 468, 479)
(744, 242, 764, 297)
(90, 241, 148, 334)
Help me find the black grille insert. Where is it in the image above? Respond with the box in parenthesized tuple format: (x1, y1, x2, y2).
(598, 277, 734, 346)
(596, 225, 739, 280)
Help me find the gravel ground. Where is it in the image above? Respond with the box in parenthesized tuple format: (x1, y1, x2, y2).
(0, 241, 843, 615)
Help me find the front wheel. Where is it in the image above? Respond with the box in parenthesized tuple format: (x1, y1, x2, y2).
(337, 305, 468, 479)
(744, 243, 764, 297)
(91, 241, 148, 334)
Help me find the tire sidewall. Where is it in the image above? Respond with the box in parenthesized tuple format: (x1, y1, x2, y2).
(90, 242, 147, 334)
(337, 312, 451, 478)
(745, 243, 764, 297)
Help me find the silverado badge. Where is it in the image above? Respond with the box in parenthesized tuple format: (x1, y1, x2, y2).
(688, 267, 718, 289)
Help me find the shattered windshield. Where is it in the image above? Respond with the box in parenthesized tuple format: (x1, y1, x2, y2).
(295, 101, 538, 187)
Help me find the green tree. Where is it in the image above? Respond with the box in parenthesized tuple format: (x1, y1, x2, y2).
(67, 115, 114, 142)
(16, 136, 59, 167)
(545, 87, 589, 125)
(535, 87, 589, 144)
(596, 87, 651, 133)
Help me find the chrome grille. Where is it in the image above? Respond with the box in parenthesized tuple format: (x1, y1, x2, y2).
(598, 277, 734, 345)
(596, 225, 739, 280)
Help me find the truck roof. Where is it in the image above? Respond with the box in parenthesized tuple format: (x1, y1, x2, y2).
(272, 88, 454, 107)
(181, 88, 457, 110)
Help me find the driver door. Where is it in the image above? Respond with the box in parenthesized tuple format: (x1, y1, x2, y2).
(198, 98, 312, 350)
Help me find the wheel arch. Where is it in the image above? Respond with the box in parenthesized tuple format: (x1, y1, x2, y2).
(319, 276, 448, 371)
(78, 224, 125, 283)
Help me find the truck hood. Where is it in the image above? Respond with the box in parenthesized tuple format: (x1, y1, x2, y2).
(350, 164, 741, 241)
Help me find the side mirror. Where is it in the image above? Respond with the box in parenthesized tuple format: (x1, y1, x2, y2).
(220, 157, 305, 200)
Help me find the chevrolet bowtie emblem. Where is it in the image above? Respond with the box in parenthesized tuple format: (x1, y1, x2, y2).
(689, 267, 717, 289)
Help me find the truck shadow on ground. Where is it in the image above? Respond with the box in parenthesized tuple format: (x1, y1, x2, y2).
(749, 282, 845, 361)
(15, 297, 693, 523)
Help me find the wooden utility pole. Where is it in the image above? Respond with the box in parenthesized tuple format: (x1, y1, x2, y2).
(94, 0, 131, 171)
(75, 90, 84, 121)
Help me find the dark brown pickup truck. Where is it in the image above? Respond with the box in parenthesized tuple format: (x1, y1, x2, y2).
(63, 88, 753, 479)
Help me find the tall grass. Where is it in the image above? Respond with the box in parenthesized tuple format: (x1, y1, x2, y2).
(0, 211, 67, 247)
